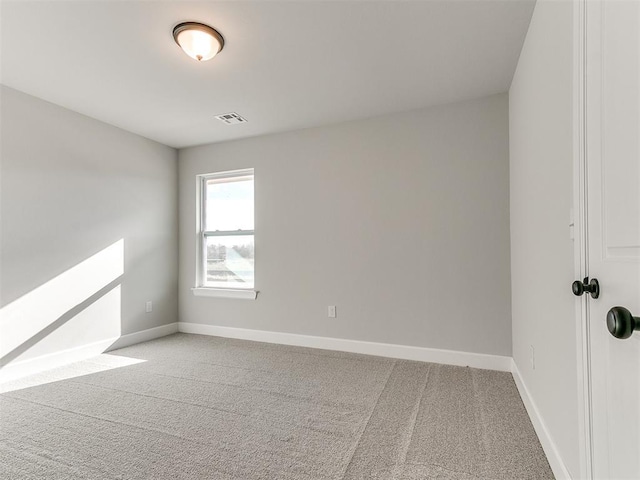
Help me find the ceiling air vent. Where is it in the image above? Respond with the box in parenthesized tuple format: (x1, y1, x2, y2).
(215, 112, 247, 125)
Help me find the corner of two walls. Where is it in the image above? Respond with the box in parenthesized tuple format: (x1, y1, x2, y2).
(0, 86, 179, 374)
(178, 93, 513, 359)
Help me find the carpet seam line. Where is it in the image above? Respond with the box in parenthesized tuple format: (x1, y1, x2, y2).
(64, 379, 357, 438)
(390, 363, 433, 480)
(2, 393, 221, 448)
(64, 379, 252, 418)
(339, 359, 397, 478)
(133, 369, 367, 411)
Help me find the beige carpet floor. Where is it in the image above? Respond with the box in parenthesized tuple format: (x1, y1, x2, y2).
(0, 333, 553, 479)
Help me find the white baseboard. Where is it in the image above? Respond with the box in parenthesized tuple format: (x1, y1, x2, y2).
(107, 322, 179, 351)
(0, 322, 178, 384)
(511, 359, 572, 479)
(177, 322, 512, 372)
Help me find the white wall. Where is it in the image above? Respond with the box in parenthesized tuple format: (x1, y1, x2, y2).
(0, 86, 178, 368)
(179, 94, 512, 357)
(509, 0, 579, 477)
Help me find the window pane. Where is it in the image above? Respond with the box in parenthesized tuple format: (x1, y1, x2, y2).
(205, 177, 254, 231)
(205, 235, 254, 288)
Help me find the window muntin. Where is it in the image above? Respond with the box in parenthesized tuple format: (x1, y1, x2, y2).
(199, 170, 254, 289)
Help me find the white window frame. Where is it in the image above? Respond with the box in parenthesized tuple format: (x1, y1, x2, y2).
(192, 168, 257, 299)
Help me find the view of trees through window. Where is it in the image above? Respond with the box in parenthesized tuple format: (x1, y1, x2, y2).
(206, 238, 254, 286)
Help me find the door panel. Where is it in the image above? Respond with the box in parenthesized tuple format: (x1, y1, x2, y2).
(586, 1, 640, 478)
(602, 1, 640, 258)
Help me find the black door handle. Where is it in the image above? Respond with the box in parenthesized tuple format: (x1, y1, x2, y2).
(572, 277, 600, 299)
(607, 306, 640, 339)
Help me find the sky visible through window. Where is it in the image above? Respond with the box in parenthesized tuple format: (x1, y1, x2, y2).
(205, 178, 253, 231)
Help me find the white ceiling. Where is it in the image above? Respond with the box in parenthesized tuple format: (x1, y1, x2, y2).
(1, 0, 535, 149)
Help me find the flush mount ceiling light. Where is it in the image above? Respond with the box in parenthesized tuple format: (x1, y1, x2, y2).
(173, 22, 224, 62)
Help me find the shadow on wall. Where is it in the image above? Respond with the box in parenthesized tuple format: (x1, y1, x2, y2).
(0, 239, 126, 377)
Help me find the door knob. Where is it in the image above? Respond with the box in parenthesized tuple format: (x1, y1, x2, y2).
(572, 277, 600, 299)
(606, 306, 640, 339)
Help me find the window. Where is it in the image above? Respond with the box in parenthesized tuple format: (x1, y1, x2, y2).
(196, 169, 254, 294)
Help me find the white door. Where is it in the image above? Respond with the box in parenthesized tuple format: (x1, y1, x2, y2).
(585, 0, 640, 478)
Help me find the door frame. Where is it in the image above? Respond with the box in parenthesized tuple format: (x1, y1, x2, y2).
(573, 0, 593, 478)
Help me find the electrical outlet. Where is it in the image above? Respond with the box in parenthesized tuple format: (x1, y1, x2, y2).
(530, 345, 535, 370)
(145, 301, 153, 313)
(328, 305, 336, 318)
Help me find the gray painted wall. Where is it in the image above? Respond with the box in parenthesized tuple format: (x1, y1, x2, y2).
(179, 94, 512, 356)
(509, 1, 580, 476)
(0, 86, 178, 364)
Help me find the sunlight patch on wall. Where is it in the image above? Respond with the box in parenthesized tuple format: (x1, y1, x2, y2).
(0, 239, 125, 361)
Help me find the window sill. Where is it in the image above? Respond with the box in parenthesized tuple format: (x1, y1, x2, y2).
(191, 287, 258, 300)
